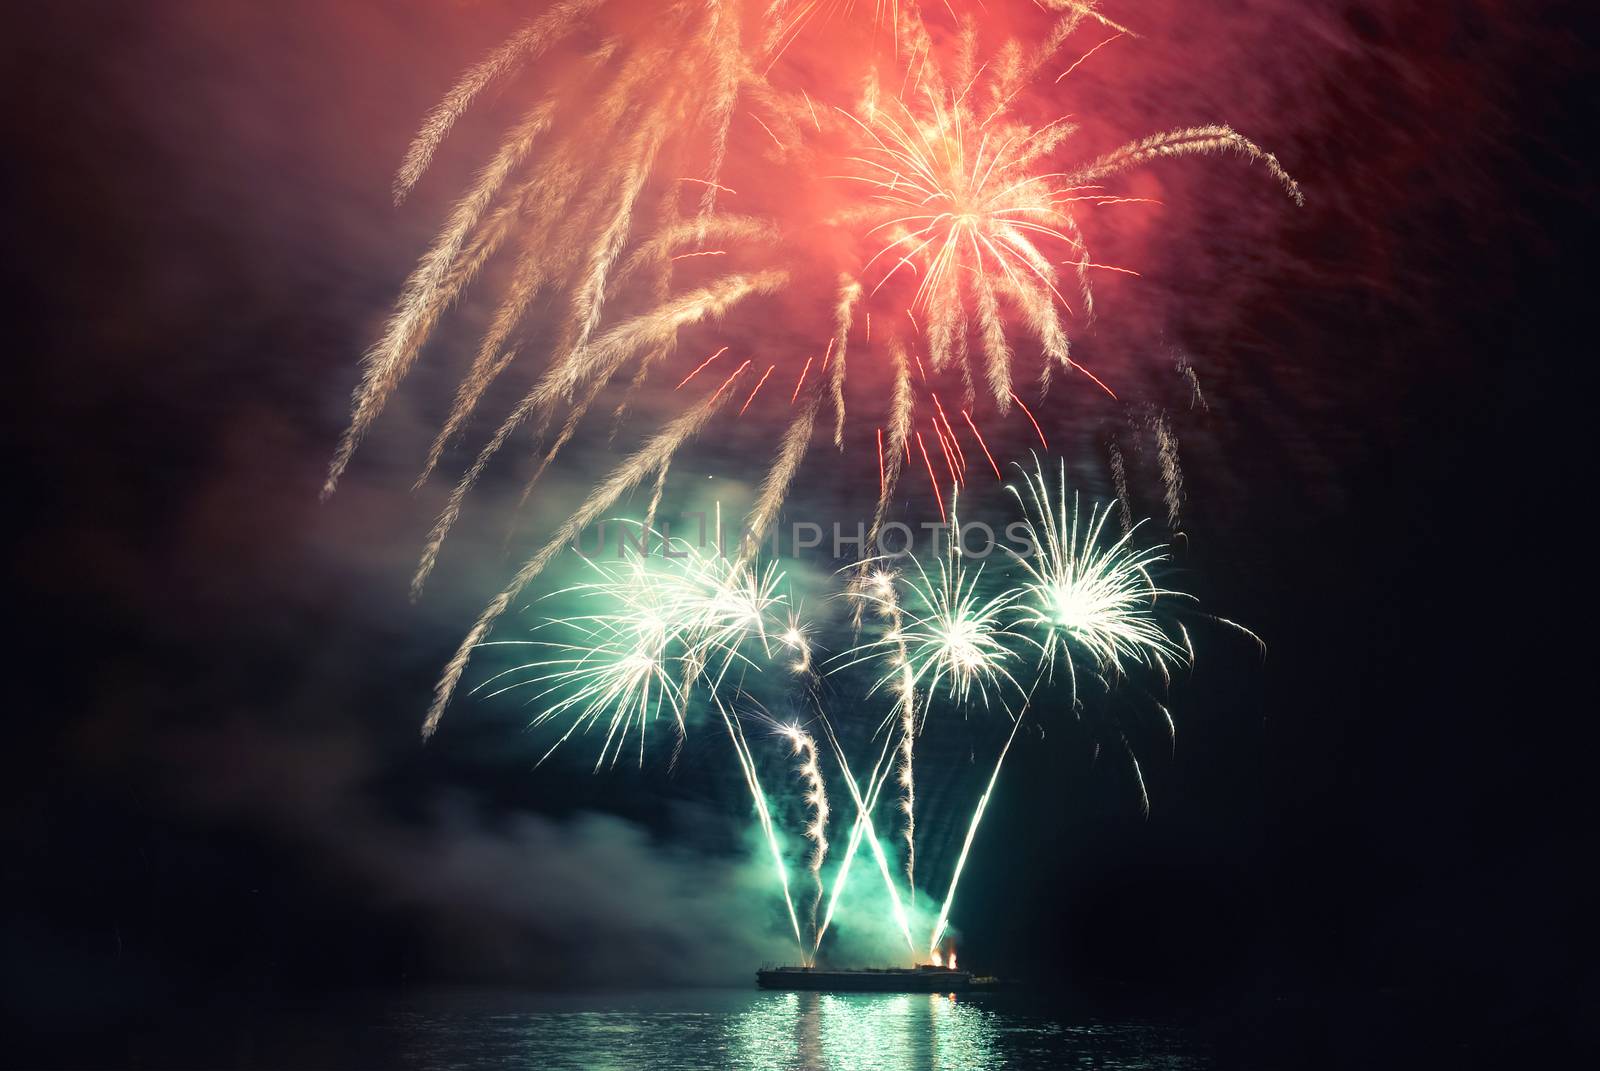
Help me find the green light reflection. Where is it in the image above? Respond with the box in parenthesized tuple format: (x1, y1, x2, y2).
(728, 991, 998, 1071)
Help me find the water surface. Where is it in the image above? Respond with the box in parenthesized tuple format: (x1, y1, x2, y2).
(378, 988, 1207, 1070)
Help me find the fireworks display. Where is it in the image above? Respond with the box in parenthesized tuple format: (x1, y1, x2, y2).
(476, 462, 1235, 963)
(324, 1, 1294, 965)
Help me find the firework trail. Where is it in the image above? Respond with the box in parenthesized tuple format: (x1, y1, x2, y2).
(740, 384, 825, 566)
(812, 712, 917, 955)
(882, 571, 920, 903)
(393, 0, 605, 205)
(1154, 411, 1184, 529)
(896, 680, 916, 899)
(718, 697, 809, 957)
(780, 724, 831, 939)
(411, 270, 786, 601)
(926, 704, 1027, 958)
(842, 561, 920, 897)
(1176, 352, 1209, 412)
(1108, 439, 1135, 535)
(829, 276, 863, 447)
(779, 611, 814, 675)
(423, 212, 776, 488)
(1069, 125, 1302, 206)
(838, 494, 1028, 909)
(867, 341, 916, 550)
(323, 93, 559, 499)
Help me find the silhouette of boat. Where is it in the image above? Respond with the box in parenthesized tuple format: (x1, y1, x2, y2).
(756, 965, 972, 992)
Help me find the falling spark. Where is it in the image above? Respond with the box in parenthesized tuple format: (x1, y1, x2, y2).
(790, 356, 814, 402)
(932, 395, 967, 473)
(1011, 392, 1049, 449)
(869, 344, 915, 545)
(739, 364, 778, 416)
(961, 409, 1002, 480)
(749, 111, 787, 151)
(679, 177, 737, 196)
(676, 345, 730, 390)
(914, 431, 945, 521)
(1176, 351, 1208, 411)
(713, 358, 756, 403)
(931, 418, 961, 488)
(1056, 32, 1124, 84)
(877, 426, 887, 496)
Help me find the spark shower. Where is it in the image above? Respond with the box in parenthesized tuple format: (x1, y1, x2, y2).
(323, 1, 1291, 964)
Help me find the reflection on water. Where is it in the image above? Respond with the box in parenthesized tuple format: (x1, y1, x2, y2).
(390, 989, 1207, 1070)
(730, 991, 1000, 1070)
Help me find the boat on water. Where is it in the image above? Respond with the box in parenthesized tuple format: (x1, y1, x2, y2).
(756, 965, 972, 992)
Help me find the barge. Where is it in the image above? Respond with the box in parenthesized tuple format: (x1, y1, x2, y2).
(756, 965, 972, 992)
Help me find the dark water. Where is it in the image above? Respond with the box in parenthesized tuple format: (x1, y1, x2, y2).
(213, 989, 1209, 1070)
(37, 984, 1509, 1069)
(394, 990, 1204, 1070)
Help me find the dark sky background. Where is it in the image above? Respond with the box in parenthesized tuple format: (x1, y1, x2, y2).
(3, 0, 1593, 1061)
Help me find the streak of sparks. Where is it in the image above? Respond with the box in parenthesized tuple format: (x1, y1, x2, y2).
(713, 358, 754, 404)
(877, 426, 886, 496)
(932, 394, 966, 472)
(679, 177, 737, 195)
(675, 345, 729, 390)
(932, 417, 961, 487)
(1056, 32, 1125, 84)
(739, 363, 777, 416)
(749, 111, 786, 151)
(1067, 358, 1119, 400)
(1011, 392, 1049, 448)
(790, 355, 813, 402)
(962, 409, 1002, 480)
(780, 723, 830, 941)
(914, 431, 944, 521)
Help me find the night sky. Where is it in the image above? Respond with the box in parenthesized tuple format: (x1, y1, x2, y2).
(4, 0, 1592, 1063)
